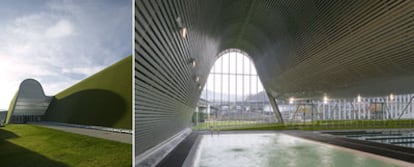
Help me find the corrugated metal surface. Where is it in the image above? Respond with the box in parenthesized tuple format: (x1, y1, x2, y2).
(259, 0, 414, 98)
(135, 0, 220, 155)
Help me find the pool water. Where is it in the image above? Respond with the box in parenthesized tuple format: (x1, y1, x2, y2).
(324, 130, 414, 148)
(193, 133, 404, 167)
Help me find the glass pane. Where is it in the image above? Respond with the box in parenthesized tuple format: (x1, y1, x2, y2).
(242, 55, 250, 74)
(228, 53, 236, 74)
(221, 53, 230, 73)
(235, 53, 243, 74)
(228, 75, 236, 101)
(198, 49, 275, 125)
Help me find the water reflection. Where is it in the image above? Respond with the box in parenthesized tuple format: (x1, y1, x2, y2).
(195, 133, 401, 167)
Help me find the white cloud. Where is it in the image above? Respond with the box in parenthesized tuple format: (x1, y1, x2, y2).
(45, 19, 74, 38)
(0, 0, 131, 109)
(61, 66, 105, 76)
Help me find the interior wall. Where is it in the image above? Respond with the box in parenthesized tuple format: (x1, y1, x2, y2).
(135, 0, 220, 156)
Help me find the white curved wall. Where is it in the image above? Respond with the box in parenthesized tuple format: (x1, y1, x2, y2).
(9, 79, 53, 117)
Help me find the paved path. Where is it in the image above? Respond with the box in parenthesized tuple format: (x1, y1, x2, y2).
(31, 122, 132, 144)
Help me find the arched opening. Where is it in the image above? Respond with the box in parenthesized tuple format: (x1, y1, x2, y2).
(195, 49, 277, 129)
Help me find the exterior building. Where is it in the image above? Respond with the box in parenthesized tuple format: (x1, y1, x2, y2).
(6, 56, 132, 130)
(7, 79, 52, 123)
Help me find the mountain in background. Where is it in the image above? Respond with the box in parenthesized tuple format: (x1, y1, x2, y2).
(200, 90, 268, 102)
(245, 91, 268, 101)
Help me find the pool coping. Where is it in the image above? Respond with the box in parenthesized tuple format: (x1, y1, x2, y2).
(156, 131, 200, 167)
(135, 128, 192, 167)
(182, 134, 202, 167)
(285, 130, 414, 163)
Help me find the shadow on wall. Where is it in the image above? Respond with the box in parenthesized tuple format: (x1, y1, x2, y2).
(43, 89, 126, 129)
(0, 128, 68, 167)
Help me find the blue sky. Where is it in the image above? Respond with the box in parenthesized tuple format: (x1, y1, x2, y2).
(0, 0, 132, 109)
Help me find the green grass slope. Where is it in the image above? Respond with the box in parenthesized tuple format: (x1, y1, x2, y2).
(6, 93, 17, 124)
(0, 124, 131, 167)
(43, 56, 132, 129)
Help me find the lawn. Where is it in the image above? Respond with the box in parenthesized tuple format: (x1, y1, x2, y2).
(0, 124, 131, 167)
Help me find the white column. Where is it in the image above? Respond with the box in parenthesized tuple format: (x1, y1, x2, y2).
(411, 94, 414, 119)
(386, 97, 390, 119)
(397, 95, 401, 118)
(391, 96, 394, 119)
(322, 102, 325, 120)
(207, 104, 211, 120)
(367, 98, 371, 119)
(334, 102, 336, 120)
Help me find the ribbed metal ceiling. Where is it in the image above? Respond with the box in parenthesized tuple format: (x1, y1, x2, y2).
(201, 0, 414, 98)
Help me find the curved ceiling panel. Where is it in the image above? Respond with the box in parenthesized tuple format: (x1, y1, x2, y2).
(205, 0, 414, 99)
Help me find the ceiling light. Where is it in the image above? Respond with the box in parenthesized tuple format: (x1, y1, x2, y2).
(389, 93, 394, 101)
(189, 58, 196, 68)
(176, 17, 187, 38)
(176, 17, 183, 28)
(180, 27, 187, 38)
(289, 97, 294, 104)
(323, 95, 328, 104)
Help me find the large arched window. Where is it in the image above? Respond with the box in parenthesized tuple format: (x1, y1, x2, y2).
(196, 49, 276, 128)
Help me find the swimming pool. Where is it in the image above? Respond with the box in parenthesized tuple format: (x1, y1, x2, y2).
(188, 133, 408, 167)
(324, 130, 414, 148)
